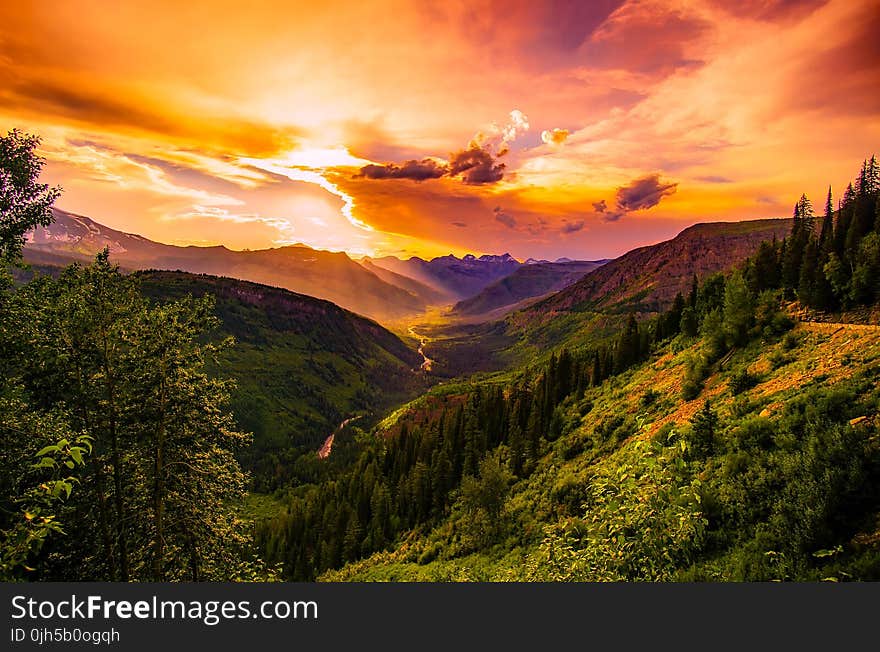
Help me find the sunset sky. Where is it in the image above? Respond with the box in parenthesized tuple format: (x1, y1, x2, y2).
(2, 0, 878, 260)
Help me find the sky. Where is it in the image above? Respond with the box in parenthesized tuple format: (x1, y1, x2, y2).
(1, 0, 878, 260)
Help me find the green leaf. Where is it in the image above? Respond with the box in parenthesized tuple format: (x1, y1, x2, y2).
(35, 445, 59, 457)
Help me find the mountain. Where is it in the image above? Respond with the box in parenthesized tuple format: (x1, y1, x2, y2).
(525, 219, 792, 317)
(370, 252, 522, 300)
(136, 271, 426, 490)
(451, 259, 610, 319)
(359, 257, 449, 306)
(25, 208, 429, 321)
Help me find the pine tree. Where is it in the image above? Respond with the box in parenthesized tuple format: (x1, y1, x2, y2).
(688, 401, 717, 458)
(797, 238, 818, 306)
(819, 186, 834, 253)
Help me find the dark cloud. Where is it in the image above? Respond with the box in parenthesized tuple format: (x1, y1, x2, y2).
(452, 221, 468, 228)
(593, 173, 677, 222)
(358, 158, 447, 181)
(356, 144, 506, 185)
(602, 210, 625, 222)
(449, 145, 506, 184)
(494, 206, 516, 229)
(615, 173, 678, 212)
(561, 219, 585, 233)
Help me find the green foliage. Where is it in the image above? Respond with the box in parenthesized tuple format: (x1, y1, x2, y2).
(2, 252, 265, 581)
(0, 411, 92, 581)
(728, 368, 759, 395)
(687, 401, 718, 459)
(0, 130, 61, 264)
(682, 353, 710, 401)
(722, 271, 755, 348)
(523, 439, 707, 581)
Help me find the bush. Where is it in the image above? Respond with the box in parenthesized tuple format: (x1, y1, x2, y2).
(729, 368, 759, 395)
(768, 349, 793, 370)
(640, 388, 660, 407)
(682, 354, 710, 400)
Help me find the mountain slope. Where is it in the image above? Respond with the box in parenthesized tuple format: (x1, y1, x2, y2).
(360, 257, 449, 306)
(527, 219, 791, 316)
(26, 208, 428, 321)
(451, 259, 609, 318)
(136, 270, 426, 489)
(370, 253, 522, 300)
(319, 319, 880, 581)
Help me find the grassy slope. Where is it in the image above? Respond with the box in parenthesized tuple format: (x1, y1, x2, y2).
(137, 271, 428, 487)
(322, 320, 880, 580)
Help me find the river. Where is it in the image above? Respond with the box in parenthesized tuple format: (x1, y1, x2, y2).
(407, 326, 434, 372)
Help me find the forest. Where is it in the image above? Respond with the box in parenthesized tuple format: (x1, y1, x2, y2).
(258, 156, 880, 581)
(2, 127, 879, 582)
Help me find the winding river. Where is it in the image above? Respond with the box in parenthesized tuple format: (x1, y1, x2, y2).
(407, 326, 434, 372)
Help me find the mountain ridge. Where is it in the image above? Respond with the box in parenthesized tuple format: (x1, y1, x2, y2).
(452, 259, 610, 318)
(26, 208, 428, 321)
(526, 218, 792, 317)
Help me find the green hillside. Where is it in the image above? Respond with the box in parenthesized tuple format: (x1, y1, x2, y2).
(320, 319, 880, 581)
(137, 271, 427, 490)
(256, 158, 880, 581)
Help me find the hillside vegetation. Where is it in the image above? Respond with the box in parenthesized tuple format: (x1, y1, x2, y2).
(257, 157, 880, 582)
(138, 271, 426, 490)
(321, 319, 880, 581)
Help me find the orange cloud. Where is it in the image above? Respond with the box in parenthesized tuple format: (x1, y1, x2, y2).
(0, 0, 875, 261)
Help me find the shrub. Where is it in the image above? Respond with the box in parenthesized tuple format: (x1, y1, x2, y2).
(781, 332, 800, 350)
(682, 354, 710, 400)
(768, 349, 793, 370)
(640, 388, 660, 407)
(729, 368, 759, 395)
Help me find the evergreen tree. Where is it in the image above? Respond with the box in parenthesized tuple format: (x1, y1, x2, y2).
(688, 401, 717, 459)
(797, 237, 818, 306)
(819, 186, 834, 253)
(722, 271, 754, 348)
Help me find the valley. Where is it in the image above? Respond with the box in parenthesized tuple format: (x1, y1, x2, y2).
(3, 0, 879, 600)
(6, 156, 880, 583)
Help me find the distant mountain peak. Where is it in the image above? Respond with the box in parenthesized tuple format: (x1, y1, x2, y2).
(477, 253, 516, 263)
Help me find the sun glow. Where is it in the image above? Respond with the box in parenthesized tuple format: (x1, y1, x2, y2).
(239, 149, 375, 234)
